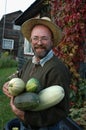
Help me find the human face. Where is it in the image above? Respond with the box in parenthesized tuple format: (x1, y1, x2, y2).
(30, 25, 53, 59)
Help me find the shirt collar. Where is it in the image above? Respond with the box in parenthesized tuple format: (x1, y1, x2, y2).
(32, 50, 54, 67)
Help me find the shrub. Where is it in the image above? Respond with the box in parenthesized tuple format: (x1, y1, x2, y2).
(0, 52, 18, 68)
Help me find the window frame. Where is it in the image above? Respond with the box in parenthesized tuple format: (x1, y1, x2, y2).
(2, 38, 14, 50)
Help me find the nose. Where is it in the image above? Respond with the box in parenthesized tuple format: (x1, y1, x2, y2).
(37, 39, 42, 45)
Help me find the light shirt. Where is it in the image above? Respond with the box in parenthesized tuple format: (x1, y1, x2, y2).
(32, 50, 54, 67)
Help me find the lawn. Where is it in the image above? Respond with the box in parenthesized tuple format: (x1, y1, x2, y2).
(0, 67, 17, 129)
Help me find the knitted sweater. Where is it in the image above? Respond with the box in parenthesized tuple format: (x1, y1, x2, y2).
(18, 55, 71, 128)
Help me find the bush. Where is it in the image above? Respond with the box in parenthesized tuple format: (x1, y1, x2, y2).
(0, 52, 18, 68)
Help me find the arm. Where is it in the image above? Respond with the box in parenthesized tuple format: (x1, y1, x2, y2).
(10, 97, 24, 121)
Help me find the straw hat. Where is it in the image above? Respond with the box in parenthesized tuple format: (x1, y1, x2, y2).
(21, 17, 63, 46)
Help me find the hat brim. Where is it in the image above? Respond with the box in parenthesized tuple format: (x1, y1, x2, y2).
(21, 18, 63, 46)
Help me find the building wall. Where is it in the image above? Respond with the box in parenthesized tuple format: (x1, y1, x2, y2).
(0, 11, 23, 57)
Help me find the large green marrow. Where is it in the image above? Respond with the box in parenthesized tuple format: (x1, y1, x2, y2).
(32, 85, 65, 111)
(14, 92, 39, 110)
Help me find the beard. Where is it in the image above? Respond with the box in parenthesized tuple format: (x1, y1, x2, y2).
(32, 45, 52, 59)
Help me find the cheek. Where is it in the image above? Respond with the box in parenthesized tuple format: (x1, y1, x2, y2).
(31, 43, 36, 48)
(46, 41, 53, 48)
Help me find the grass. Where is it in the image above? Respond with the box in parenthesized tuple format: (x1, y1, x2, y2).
(0, 67, 17, 130)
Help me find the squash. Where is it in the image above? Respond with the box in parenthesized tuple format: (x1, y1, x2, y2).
(14, 85, 65, 111)
(26, 78, 41, 92)
(32, 85, 65, 111)
(14, 92, 39, 110)
(8, 78, 25, 96)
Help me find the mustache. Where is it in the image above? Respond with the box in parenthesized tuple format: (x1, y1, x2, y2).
(34, 45, 46, 49)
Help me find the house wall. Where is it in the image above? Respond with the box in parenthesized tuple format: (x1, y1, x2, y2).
(0, 11, 23, 57)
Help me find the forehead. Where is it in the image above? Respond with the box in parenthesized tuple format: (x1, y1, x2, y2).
(31, 24, 53, 35)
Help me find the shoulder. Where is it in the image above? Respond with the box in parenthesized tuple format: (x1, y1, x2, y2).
(23, 58, 32, 67)
(47, 55, 66, 68)
(45, 55, 70, 76)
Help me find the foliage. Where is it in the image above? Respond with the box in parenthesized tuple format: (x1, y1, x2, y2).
(0, 51, 18, 68)
(50, 0, 86, 44)
(45, 1, 86, 127)
(70, 78, 86, 107)
(69, 101, 86, 129)
(49, 0, 86, 108)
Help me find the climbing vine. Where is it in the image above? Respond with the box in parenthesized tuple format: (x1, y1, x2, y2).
(45, 0, 86, 107)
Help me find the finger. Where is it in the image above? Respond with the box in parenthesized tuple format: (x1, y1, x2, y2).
(2, 82, 12, 98)
(10, 96, 14, 105)
(3, 87, 12, 98)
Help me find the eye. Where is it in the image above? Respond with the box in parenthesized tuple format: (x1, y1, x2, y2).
(30, 37, 39, 43)
(33, 37, 38, 41)
(42, 37, 48, 41)
(30, 36, 50, 43)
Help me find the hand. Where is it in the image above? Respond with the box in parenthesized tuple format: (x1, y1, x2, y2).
(2, 81, 12, 98)
(10, 97, 24, 121)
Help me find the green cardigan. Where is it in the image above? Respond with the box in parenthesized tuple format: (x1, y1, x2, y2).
(18, 55, 71, 127)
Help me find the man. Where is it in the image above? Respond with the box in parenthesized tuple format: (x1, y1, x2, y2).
(3, 17, 71, 130)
